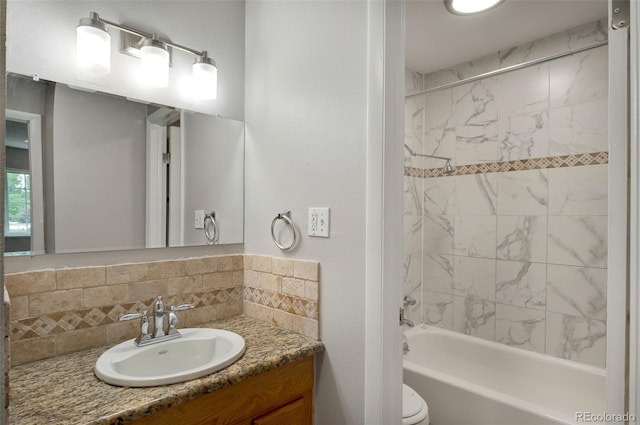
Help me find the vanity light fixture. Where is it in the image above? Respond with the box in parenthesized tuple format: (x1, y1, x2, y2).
(76, 12, 218, 98)
(140, 37, 170, 88)
(444, 0, 504, 15)
(76, 14, 111, 75)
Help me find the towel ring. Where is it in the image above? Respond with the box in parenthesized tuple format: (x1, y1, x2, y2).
(204, 212, 219, 245)
(271, 210, 298, 251)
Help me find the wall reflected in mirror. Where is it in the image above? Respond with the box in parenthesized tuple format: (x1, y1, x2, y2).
(5, 73, 244, 256)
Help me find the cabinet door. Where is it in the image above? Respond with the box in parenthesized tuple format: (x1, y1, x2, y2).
(252, 397, 309, 425)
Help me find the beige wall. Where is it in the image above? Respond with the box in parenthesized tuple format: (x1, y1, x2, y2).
(6, 254, 319, 365)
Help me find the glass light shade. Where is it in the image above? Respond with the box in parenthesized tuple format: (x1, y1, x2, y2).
(140, 41, 170, 88)
(193, 60, 217, 100)
(76, 25, 111, 75)
(446, 0, 504, 15)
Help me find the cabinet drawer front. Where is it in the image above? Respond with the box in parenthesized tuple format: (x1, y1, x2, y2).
(253, 397, 310, 425)
(129, 356, 314, 425)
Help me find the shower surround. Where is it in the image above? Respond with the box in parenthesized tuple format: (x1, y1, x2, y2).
(403, 19, 608, 368)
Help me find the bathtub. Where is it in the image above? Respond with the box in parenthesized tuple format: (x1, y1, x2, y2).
(403, 325, 606, 425)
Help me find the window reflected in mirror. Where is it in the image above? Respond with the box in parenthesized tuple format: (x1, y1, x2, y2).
(5, 119, 32, 253)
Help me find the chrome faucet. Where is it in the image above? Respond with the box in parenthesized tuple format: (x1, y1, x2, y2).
(119, 295, 195, 346)
(399, 307, 414, 327)
(119, 310, 152, 345)
(400, 296, 416, 327)
(153, 296, 166, 338)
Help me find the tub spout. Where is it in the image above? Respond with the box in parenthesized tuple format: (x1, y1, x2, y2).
(403, 334, 410, 355)
(399, 307, 414, 327)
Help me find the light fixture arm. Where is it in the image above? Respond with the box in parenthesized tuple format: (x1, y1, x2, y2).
(88, 12, 209, 58)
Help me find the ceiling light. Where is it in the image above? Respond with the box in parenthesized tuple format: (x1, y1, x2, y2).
(140, 37, 170, 88)
(445, 0, 504, 15)
(193, 53, 217, 100)
(76, 13, 111, 75)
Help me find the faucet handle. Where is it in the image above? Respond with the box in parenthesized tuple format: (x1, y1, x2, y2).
(120, 310, 148, 322)
(166, 304, 194, 335)
(120, 310, 152, 344)
(171, 303, 195, 312)
(403, 296, 416, 307)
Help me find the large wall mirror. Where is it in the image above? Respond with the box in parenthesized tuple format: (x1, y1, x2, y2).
(5, 1, 246, 256)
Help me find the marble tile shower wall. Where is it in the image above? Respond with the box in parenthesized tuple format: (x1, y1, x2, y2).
(403, 19, 608, 368)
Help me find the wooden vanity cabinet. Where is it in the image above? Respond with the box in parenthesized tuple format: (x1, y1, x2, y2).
(128, 356, 314, 425)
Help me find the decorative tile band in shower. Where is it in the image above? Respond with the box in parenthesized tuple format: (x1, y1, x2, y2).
(405, 151, 609, 179)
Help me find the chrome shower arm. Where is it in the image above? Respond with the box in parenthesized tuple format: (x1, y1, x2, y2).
(404, 145, 451, 161)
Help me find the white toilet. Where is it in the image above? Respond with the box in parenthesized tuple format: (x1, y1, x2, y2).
(402, 384, 429, 425)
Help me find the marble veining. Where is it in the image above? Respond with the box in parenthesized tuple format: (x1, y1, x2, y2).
(422, 291, 453, 329)
(453, 296, 495, 341)
(404, 176, 423, 215)
(498, 111, 549, 161)
(406, 68, 424, 96)
(495, 304, 546, 353)
(452, 256, 496, 300)
(497, 216, 547, 263)
(497, 169, 548, 216)
(548, 164, 608, 215)
(423, 215, 454, 255)
(9, 316, 324, 425)
(423, 254, 454, 294)
(499, 19, 606, 68)
(549, 100, 608, 156)
(453, 215, 496, 258)
(547, 216, 607, 268)
(455, 174, 497, 215)
(549, 46, 608, 109)
(495, 261, 546, 310)
(495, 64, 549, 117)
(547, 265, 607, 321)
(545, 312, 606, 368)
(423, 177, 455, 215)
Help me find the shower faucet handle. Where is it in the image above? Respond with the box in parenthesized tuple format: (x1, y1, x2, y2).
(403, 296, 416, 307)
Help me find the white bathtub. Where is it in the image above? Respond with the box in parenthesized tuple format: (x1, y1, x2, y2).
(403, 325, 606, 425)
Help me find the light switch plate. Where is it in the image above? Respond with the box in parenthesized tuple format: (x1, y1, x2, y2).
(308, 207, 330, 237)
(194, 210, 205, 229)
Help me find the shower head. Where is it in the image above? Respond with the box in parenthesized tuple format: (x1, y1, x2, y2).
(442, 160, 455, 175)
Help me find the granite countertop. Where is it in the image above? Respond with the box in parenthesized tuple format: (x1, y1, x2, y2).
(9, 316, 324, 425)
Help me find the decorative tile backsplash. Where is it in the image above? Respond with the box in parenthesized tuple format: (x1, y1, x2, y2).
(404, 19, 608, 368)
(243, 256, 319, 340)
(5, 255, 320, 365)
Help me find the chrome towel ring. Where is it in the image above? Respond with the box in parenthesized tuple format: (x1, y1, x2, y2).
(204, 212, 219, 245)
(271, 210, 298, 251)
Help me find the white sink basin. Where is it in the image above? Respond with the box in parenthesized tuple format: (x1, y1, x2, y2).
(95, 328, 245, 387)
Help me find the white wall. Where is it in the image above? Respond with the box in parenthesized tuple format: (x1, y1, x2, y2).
(244, 1, 370, 423)
(181, 112, 244, 246)
(53, 85, 146, 252)
(7, 1, 245, 120)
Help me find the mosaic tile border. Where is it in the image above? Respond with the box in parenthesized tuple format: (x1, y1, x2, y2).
(243, 286, 318, 321)
(405, 152, 609, 178)
(11, 288, 242, 341)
